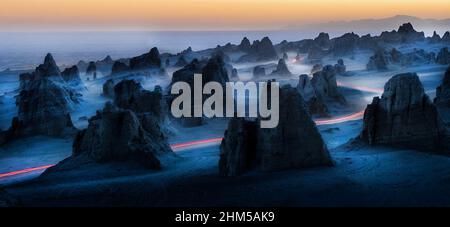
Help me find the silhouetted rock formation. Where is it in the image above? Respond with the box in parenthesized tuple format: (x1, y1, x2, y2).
(311, 65, 347, 104)
(429, 31, 441, 43)
(331, 32, 359, 56)
(311, 64, 323, 75)
(367, 49, 388, 70)
(231, 68, 238, 78)
(271, 59, 292, 76)
(314, 32, 331, 48)
(282, 53, 288, 61)
(86, 61, 97, 79)
(436, 47, 450, 65)
(61, 65, 84, 88)
(253, 66, 266, 77)
(219, 85, 332, 176)
(435, 66, 450, 107)
(380, 23, 425, 43)
(297, 74, 328, 116)
(67, 102, 173, 169)
(334, 59, 346, 75)
(201, 55, 230, 86)
(102, 79, 115, 98)
(443, 32, 450, 42)
(238, 37, 251, 52)
(360, 73, 444, 151)
(111, 61, 129, 75)
(238, 37, 278, 62)
(129, 47, 162, 70)
(1, 54, 78, 144)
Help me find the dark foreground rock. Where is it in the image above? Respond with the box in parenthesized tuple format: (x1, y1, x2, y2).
(311, 65, 347, 104)
(102, 79, 115, 98)
(271, 59, 292, 76)
(436, 47, 450, 65)
(360, 73, 445, 151)
(297, 74, 328, 116)
(58, 102, 174, 170)
(1, 54, 78, 145)
(219, 85, 332, 176)
(435, 65, 450, 107)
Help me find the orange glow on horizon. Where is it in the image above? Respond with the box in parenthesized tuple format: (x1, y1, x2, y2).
(0, 0, 449, 30)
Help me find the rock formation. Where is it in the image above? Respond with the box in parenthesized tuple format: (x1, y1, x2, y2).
(253, 66, 266, 77)
(129, 47, 162, 70)
(271, 59, 292, 76)
(436, 47, 450, 65)
(86, 61, 97, 79)
(311, 65, 347, 104)
(360, 73, 444, 151)
(435, 65, 450, 107)
(443, 32, 450, 42)
(297, 74, 328, 116)
(175, 56, 189, 67)
(111, 61, 129, 75)
(1, 54, 78, 144)
(61, 65, 84, 88)
(331, 32, 359, 56)
(334, 59, 346, 75)
(429, 31, 441, 43)
(310, 64, 323, 75)
(307, 45, 326, 63)
(367, 49, 388, 70)
(238, 37, 251, 52)
(102, 79, 115, 98)
(314, 32, 331, 48)
(380, 23, 425, 43)
(238, 37, 278, 62)
(68, 102, 173, 169)
(219, 85, 333, 176)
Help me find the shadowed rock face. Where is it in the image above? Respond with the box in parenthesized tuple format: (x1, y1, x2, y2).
(314, 32, 331, 48)
(334, 59, 346, 75)
(114, 80, 167, 123)
(219, 85, 333, 176)
(311, 65, 347, 105)
(436, 47, 450, 65)
(174, 56, 189, 67)
(380, 23, 425, 43)
(111, 61, 129, 75)
(61, 65, 84, 88)
(271, 59, 292, 76)
(297, 74, 328, 116)
(238, 37, 278, 62)
(307, 45, 326, 63)
(1, 54, 78, 144)
(102, 79, 115, 98)
(129, 47, 161, 70)
(202, 55, 230, 86)
(443, 32, 450, 42)
(70, 103, 173, 169)
(331, 32, 359, 56)
(435, 66, 450, 107)
(367, 49, 388, 71)
(238, 37, 251, 52)
(361, 73, 444, 151)
(86, 61, 97, 79)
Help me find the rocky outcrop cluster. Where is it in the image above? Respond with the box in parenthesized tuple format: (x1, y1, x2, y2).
(297, 74, 328, 116)
(111, 61, 129, 75)
(330, 32, 359, 56)
(102, 79, 115, 98)
(360, 73, 445, 151)
(334, 59, 346, 75)
(368, 48, 436, 70)
(1, 54, 78, 144)
(270, 59, 292, 76)
(219, 85, 333, 176)
(238, 37, 278, 62)
(367, 49, 389, 71)
(68, 102, 173, 169)
(61, 65, 84, 89)
(253, 66, 266, 77)
(129, 47, 162, 70)
(310, 65, 347, 105)
(379, 23, 425, 43)
(306, 45, 326, 63)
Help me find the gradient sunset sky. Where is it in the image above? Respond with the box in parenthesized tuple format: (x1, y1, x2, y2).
(1, 0, 449, 31)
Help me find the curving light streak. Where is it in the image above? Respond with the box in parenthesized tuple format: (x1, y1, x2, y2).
(170, 137, 223, 150)
(315, 110, 365, 125)
(0, 164, 55, 179)
(337, 82, 384, 94)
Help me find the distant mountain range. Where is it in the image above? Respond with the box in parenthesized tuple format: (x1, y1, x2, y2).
(287, 15, 450, 35)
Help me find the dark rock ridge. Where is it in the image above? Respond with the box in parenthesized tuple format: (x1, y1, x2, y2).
(58, 102, 174, 170)
(238, 37, 278, 62)
(436, 47, 450, 65)
(443, 32, 450, 42)
(219, 85, 333, 176)
(380, 23, 425, 43)
(360, 73, 445, 151)
(311, 65, 347, 105)
(314, 32, 331, 49)
(330, 32, 359, 56)
(1, 54, 78, 144)
(129, 47, 162, 70)
(435, 65, 450, 107)
(428, 31, 441, 43)
(311, 64, 323, 75)
(174, 56, 189, 67)
(307, 45, 326, 63)
(238, 37, 251, 52)
(368, 48, 436, 70)
(271, 59, 292, 76)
